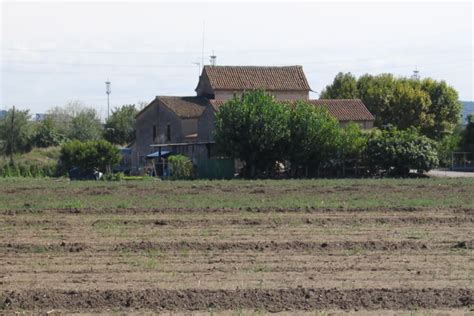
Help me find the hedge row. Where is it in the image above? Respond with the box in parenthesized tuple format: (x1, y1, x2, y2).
(0, 162, 58, 178)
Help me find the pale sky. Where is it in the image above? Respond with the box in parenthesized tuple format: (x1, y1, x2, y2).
(1, 1, 473, 118)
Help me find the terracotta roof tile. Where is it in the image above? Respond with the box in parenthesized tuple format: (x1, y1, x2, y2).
(209, 99, 375, 122)
(308, 99, 375, 121)
(136, 96, 209, 119)
(203, 65, 311, 91)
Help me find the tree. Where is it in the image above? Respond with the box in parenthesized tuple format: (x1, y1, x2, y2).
(47, 100, 85, 136)
(460, 114, 474, 154)
(356, 73, 397, 127)
(387, 81, 433, 131)
(214, 90, 290, 177)
(103, 105, 138, 145)
(320, 72, 359, 99)
(323, 73, 462, 140)
(339, 122, 367, 158)
(0, 107, 33, 158)
(286, 101, 341, 176)
(366, 127, 439, 176)
(31, 117, 66, 148)
(419, 78, 462, 139)
(60, 139, 120, 174)
(68, 108, 103, 141)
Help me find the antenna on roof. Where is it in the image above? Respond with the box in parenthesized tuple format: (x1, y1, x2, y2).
(201, 20, 205, 69)
(210, 51, 216, 66)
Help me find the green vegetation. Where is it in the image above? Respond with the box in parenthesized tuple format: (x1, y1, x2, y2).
(321, 72, 462, 140)
(215, 90, 290, 177)
(461, 114, 474, 154)
(367, 127, 439, 176)
(215, 90, 440, 177)
(60, 139, 121, 174)
(0, 147, 60, 177)
(0, 107, 33, 156)
(0, 177, 473, 211)
(168, 155, 193, 180)
(103, 105, 138, 145)
(31, 117, 66, 148)
(286, 101, 340, 176)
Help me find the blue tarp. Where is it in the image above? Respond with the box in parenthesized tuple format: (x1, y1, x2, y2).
(146, 150, 171, 159)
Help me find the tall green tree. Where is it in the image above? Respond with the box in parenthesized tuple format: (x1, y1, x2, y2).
(31, 117, 66, 148)
(419, 78, 462, 139)
(387, 81, 433, 131)
(286, 101, 341, 176)
(0, 107, 33, 158)
(214, 90, 290, 177)
(103, 105, 138, 145)
(47, 100, 85, 136)
(322, 72, 462, 140)
(68, 108, 103, 141)
(320, 72, 359, 99)
(356, 73, 397, 126)
(461, 114, 474, 154)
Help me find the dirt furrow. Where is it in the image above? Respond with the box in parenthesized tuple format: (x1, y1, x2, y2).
(3, 206, 473, 215)
(1, 288, 472, 312)
(4, 240, 470, 253)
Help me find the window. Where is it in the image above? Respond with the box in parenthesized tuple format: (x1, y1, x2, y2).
(166, 124, 171, 141)
(152, 125, 156, 141)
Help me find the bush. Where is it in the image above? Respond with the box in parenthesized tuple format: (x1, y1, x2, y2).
(366, 127, 439, 176)
(168, 155, 193, 180)
(60, 140, 121, 174)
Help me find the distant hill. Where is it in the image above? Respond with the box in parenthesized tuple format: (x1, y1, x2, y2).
(461, 101, 474, 124)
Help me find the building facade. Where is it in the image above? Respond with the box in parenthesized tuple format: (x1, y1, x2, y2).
(132, 65, 375, 172)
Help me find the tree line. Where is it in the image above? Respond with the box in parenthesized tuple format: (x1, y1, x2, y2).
(0, 101, 140, 177)
(0, 101, 139, 156)
(215, 89, 472, 178)
(1, 72, 473, 178)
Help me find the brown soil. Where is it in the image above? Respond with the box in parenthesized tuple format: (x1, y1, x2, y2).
(1, 205, 473, 313)
(2, 288, 472, 312)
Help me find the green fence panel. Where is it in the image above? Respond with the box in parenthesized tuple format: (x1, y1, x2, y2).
(197, 159, 234, 179)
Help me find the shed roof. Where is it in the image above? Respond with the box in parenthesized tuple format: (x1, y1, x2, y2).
(209, 99, 375, 122)
(200, 65, 311, 92)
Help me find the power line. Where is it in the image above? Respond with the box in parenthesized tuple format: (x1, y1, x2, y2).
(3, 60, 198, 68)
(2, 47, 210, 55)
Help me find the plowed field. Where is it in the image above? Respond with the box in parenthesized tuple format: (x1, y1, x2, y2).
(0, 178, 473, 314)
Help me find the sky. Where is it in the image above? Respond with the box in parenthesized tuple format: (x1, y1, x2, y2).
(1, 1, 473, 119)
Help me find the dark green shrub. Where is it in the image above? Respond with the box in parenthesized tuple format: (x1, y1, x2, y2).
(168, 155, 193, 180)
(60, 140, 121, 174)
(367, 127, 439, 176)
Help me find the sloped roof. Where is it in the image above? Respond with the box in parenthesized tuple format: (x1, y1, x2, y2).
(209, 99, 375, 122)
(308, 99, 375, 122)
(201, 65, 311, 91)
(137, 96, 209, 119)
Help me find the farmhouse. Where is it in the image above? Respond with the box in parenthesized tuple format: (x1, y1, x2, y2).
(132, 65, 374, 172)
